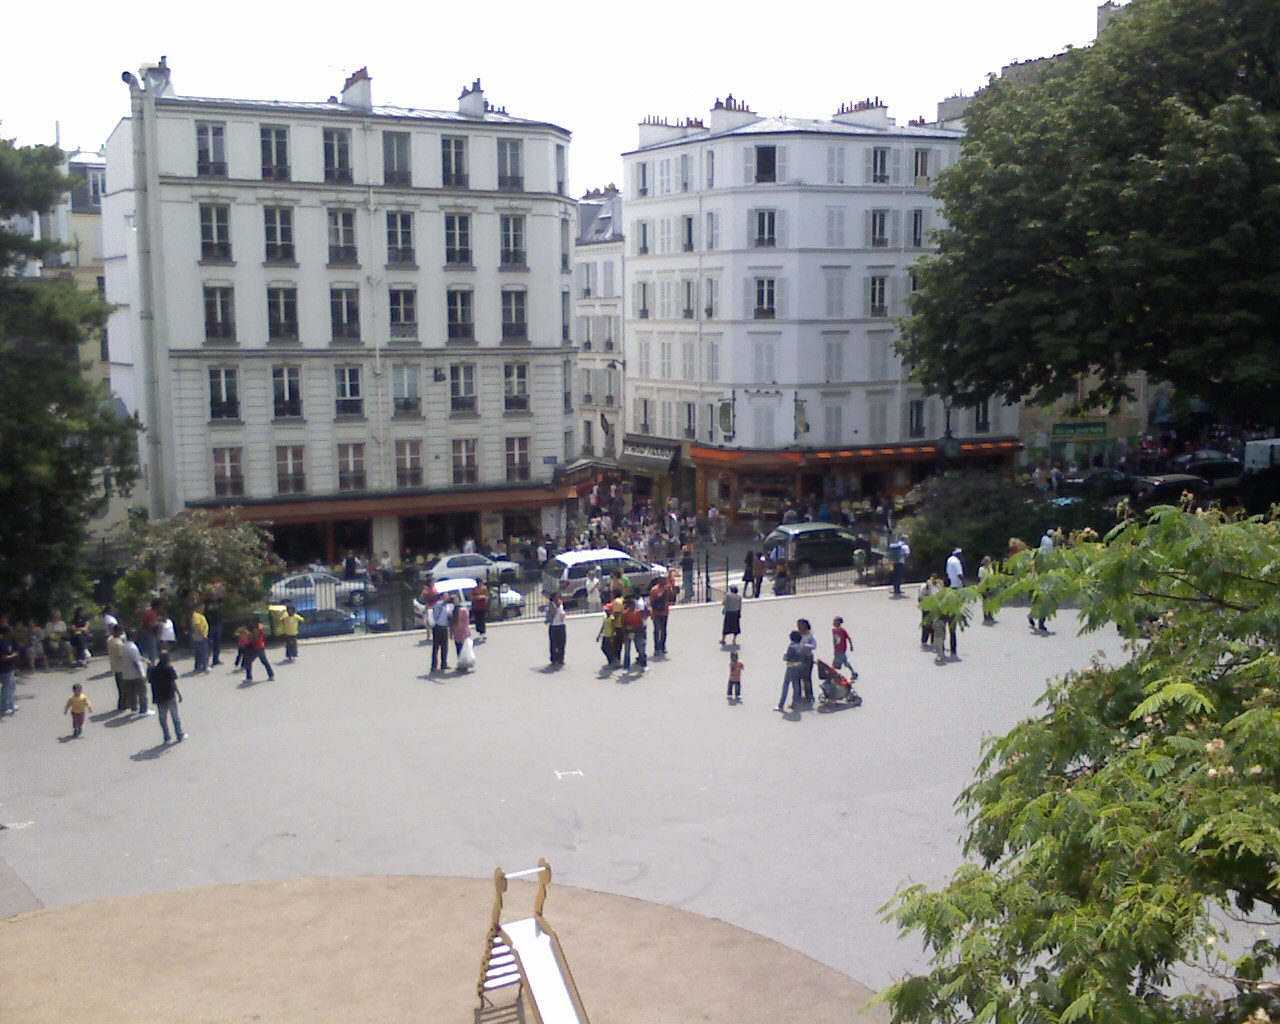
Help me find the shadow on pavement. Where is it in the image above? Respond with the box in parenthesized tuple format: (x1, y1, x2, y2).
(131, 744, 171, 761)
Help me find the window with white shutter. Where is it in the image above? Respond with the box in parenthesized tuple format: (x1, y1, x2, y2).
(825, 275, 845, 317)
(867, 400, 888, 443)
(705, 211, 719, 250)
(707, 340, 720, 382)
(824, 337, 844, 381)
(826, 207, 845, 247)
(824, 405, 843, 445)
(753, 405, 776, 448)
(827, 145, 845, 184)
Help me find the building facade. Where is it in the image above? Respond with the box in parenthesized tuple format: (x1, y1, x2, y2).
(104, 62, 578, 563)
(572, 186, 625, 463)
(620, 96, 1020, 521)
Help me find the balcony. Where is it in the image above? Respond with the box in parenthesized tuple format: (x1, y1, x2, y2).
(205, 321, 236, 342)
(331, 321, 361, 341)
(914, 175, 932, 188)
(637, 187, 648, 197)
(328, 245, 358, 266)
(604, 395, 615, 406)
(442, 172, 469, 189)
(561, 254, 570, 272)
(335, 399, 363, 417)
(387, 246, 416, 266)
(201, 241, 232, 263)
(338, 471, 366, 490)
(753, 306, 776, 320)
(504, 394, 530, 412)
(214, 476, 245, 498)
(683, 428, 696, 440)
(869, 305, 888, 318)
(582, 393, 593, 405)
(561, 324, 570, 342)
(384, 169, 412, 186)
(604, 339, 615, 351)
(754, 236, 776, 248)
(581, 287, 592, 298)
(501, 322, 528, 342)
(637, 308, 650, 320)
(445, 247, 472, 266)
(705, 306, 715, 319)
(273, 400, 302, 419)
(507, 464, 531, 482)
(451, 396, 478, 414)
(389, 322, 419, 341)
(264, 243, 295, 264)
(637, 245, 649, 255)
(581, 444, 595, 457)
(393, 396, 421, 415)
(497, 174, 523, 192)
(197, 160, 227, 177)
(582, 341, 592, 352)
(871, 236, 888, 248)
(682, 242, 694, 252)
(639, 422, 651, 434)
(268, 320, 298, 341)
(325, 166, 353, 184)
(682, 308, 695, 319)
(262, 165, 291, 181)
(447, 322, 475, 342)
(397, 469, 424, 488)
(210, 401, 240, 420)
(277, 474, 306, 494)
(500, 249, 527, 270)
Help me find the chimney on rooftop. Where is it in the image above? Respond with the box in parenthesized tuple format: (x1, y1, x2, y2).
(832, 97, 894, 128)
(140, 56, 174, 98)
(458, 78, 486, 117)
(341, 67, 372, 110)
(707, 94, 759, 133)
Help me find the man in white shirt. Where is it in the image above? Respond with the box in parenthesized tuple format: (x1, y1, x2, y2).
(946, 548, 964, 589)
(1040, 530, 1055, 556)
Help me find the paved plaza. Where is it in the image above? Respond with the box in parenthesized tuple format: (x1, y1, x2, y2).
(0, 583, 1127, 1020)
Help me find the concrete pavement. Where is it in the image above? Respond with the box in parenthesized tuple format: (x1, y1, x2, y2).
(0, 583, 1126, 1020)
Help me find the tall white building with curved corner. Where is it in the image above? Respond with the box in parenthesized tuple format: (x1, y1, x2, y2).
(103, 60, 579, 562)
(621, 96, 1019, 521)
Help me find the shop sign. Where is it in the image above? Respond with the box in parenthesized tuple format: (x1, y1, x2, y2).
(1051, 421, 1108, 439)
(621, 441, 677, 462)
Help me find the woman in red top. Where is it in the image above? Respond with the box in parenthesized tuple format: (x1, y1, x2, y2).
(244, 616, 274, 683)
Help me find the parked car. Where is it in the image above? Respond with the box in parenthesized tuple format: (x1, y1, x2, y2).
(283, 602, 389, 638)
(269, 571, 376, 606)
(1188, 456, 1242, 491)
(1244, 438, 1280, 474)
(1129, 473, 1211, 509)
(1172, 449, 1236, 472)
(1058, 468, 1132, 499)
(541, 549, 666, 607)
(425, 553, 522, 584)
(761, 522, 879, 576)
(412, 577, 526, 622)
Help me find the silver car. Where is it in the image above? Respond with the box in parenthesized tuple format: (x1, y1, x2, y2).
(425, 553, 522, 583)
(269, 571, 376, 607)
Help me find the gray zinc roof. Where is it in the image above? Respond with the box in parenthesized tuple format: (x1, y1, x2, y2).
(627, 114, 961, 155)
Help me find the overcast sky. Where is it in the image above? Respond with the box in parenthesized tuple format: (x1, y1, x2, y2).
(4, 0, 1108, 195)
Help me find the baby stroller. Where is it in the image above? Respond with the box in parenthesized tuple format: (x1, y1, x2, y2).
(817, 659, 863, 707)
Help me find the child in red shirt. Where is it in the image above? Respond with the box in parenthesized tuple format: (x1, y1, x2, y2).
(831, 616, 852, 673)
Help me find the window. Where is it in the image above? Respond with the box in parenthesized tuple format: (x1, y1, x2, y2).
(752, 406, 776, 448)
(658, 280, 674, 321)
(502, 290, 527, 341)
(196, 122, 226, 177)
(636, 220, 650, 255)
(870, 146, 890, 184)
(825, 276, 844, 317)
(450, 363, 477, 413)
(203, 286, 235, 341)
(869, 334, 890, 380)
(442, 136, 467, 187)
(682, 280, 697, 319)
(264, 207, 294, 263)
(267, 287, 297, 340)
(209, 367, 239, 419)
(497, 139, 523, 190)
(444, 214, 471, 265)
(974, 399, 991, 434)
(755, 209, 776, 247)
(324, 128, 352, 183)
(602, 261, 615, 298)
(682, 215, 695, 252)
(582, 417, 594, 453)
(658, 159, 671, 195)
(638, 338, 651, 378)
(500, 215, 526, 268)
(199, 204, 231, 262)
(506, 437, 531, 481)
(392, 363, 420, 415)
(826, 207, 845, 247)
(635, 281, 650, 319)
(396, 440, 423, 488)
(447, 290, 474, 340)
(824, 405, 843, 445)
(754, 145, 777, 183)
(705, 211, 719, 250)
(272, 365, 302, 418)
(870, 209, 889, 248)
(386, 212, 414, 265)
(636, 161, 649, 197)
(452, 439, 478, 485)
(276, 445, 306, 494)
(87, 168, 105, 205)
(660, 340, 673, 379)
(707, 341, 719, 382)
(504, 362, 529, 411)
(335, 365, 362, 416)
(636, 396, 651, 433)
(660, 401, 674, 438)
(753, 339, 776, 381)
(913, 148, 931, 183)
(868, 275, 888, 317)
(337, 442, 366, 490)
(383, 132, 411, 186)
(580, 261, 597, 298)
(389, 288, 417, 340)
(867, 400, 888, 443)
(703, 277, 718, 318)
(908, 400, 926, 439)
(683, 401, 697, 439)
(562, 357, 572, 412)
(680, 153, 691, 192)
(327, 209, 357, 265)
(705, 149, 715, 189)
(561, 290, 571, 341)
(330, 288, 360, 340)
(658, 218, 672, 255)
(260, 126, 289, 180)
(827, 145, 845, 184)
(560, 219, 571, 272)
(212, 447, 244, 497)
(824, 337, 844, 381)
(681, 339, 695, 378)
(556, 144, 566, 195)
(754, 277, 776, 318)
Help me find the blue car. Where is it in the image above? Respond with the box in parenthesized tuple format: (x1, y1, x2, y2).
(285, 602, 389, 638)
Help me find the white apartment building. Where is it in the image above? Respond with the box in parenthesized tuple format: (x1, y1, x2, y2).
(571, 187, 625, 461)
(104, 61, 578, 561)
(621, 96, 1019, 519)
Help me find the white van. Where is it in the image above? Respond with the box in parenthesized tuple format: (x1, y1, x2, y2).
(541, 549, 666, 607)
(1244, 439, 1280, 474)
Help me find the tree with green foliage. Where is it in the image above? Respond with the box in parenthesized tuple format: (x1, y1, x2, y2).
(0, 138, 140, 617)
(881, 505, 1280, 1023)
(115, 510, 282, 621)
(899, 0, 1280, 418)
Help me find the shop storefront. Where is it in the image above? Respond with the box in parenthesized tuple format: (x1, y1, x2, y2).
(617, 436, 682, 513)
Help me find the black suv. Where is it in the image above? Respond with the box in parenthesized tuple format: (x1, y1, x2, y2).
(761, 523, 876, 575)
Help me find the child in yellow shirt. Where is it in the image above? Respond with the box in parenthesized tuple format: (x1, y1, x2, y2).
(64, 682, 93, 738)
(278, 604, 305, 661)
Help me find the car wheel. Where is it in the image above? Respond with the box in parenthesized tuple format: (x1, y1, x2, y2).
(504, 605, 521, 620)
(795, 561, 813, 577)
(349, 590, 366, 606)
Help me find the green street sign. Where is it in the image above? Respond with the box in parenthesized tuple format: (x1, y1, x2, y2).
(1051, 421, 1108, 439)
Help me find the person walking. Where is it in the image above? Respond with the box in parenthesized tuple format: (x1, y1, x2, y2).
(831, 616, 853, 673)
(278, 604, 304, 661)
(190, 602, 211, 673)
(648, 573, 674, 655)
(918, 575, 940, 648)
(620, 596, 647, 671)
(121, 629, 151, 715)
(148, 650, 186, 743)
(741, 551, 756, 596)
(679, 543, 696, 603)
(796, 618, 818, 701)
(470, 581, 489, 641)
(721, 586, 743, 644)
(888, 535, 910, 596)
(429, 596, 453, 673)
(595, 601, 619, 668)
(751, 551, 767, 598)
(545, 592, 567, 665)
(978, 555, 996, 624)
(585, 569, 602, 614)
(946, 547, 965, 590)
(775, 630, 805, 713)
(0, 623, 18, 717)
(243, 617, 274, 683)
(726, 650, 745, 703)
(64, 682, 92, 738)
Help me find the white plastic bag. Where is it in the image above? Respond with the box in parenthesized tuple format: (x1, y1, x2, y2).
(457, 636, 477, 670)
